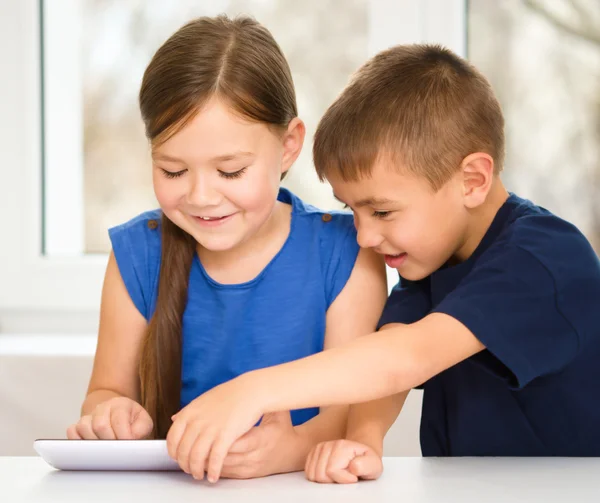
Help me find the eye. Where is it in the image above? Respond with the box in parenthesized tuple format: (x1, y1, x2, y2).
(219, 167, 247, 179)
(372, 210, 391, 219)
(161, 168, 187, 179)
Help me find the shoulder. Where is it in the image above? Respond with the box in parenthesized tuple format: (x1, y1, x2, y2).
(107, 209, 163, 320)
(493, 195, 598, 277)
(108, 209, 163, 251)
(283, 187, 356, 238)
(109, 209, 163, 237)
(282, 189, 360, 305)
(289, 191, 357, 256)
(471, 195, 600, 336)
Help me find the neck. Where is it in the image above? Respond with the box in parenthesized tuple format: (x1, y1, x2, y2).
(453, 179, 509, 263)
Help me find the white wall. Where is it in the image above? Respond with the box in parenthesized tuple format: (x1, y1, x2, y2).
(0, 337, 422, 457)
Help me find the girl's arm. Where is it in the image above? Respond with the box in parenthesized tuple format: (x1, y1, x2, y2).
(339, 324, 409, 455)
(291, 247, 387, 463)
(79, 252, 147, 414)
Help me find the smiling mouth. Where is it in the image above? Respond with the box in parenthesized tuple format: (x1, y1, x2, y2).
(191, 213, 237, 226)
(376, 249, 405, 256)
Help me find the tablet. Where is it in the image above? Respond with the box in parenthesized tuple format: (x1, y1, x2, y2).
(33, 439, 181, 471)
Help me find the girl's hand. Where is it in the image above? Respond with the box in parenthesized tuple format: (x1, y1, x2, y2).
(66, 396, 153, 440)
(305, 439, 383, 484)
(221, 411, 304, 479)
(166, 374, 265, 483)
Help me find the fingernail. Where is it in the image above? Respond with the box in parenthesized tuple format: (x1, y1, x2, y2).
(208, 475, 216, 483)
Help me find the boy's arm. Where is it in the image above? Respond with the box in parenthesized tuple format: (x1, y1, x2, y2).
(176, 243, 590, 482)
(255, 312, 484, 412)
(167, 312, 484, 482)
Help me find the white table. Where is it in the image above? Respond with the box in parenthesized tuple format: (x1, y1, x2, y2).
(2, 456, 599, 503)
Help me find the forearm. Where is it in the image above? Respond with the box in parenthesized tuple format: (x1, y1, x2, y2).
(252, 326, 419, 413)
(276, 405, 348, 472)
(251, 313, 482, 414)
(81, 389, 125, 416)
(344, 392, 409, 456)
(295, 405, 349, 448)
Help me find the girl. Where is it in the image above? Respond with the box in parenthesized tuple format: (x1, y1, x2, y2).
(67, 15, 387, 480)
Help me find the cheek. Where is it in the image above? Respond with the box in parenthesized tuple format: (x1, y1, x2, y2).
(231, 173, 280, 213)
(421, 200, 464, 251)
(153, 177, 182, 210)
(392, 209, 441, 254)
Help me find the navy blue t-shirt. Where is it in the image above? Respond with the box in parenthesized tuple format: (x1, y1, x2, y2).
(378, 193, 600, 456)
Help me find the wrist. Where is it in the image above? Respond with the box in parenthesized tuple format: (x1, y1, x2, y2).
(346, 428, 384, 457)
(241, 368, 279, 412)
(238, 369, 280, 419)
(285, 427, 313, 472)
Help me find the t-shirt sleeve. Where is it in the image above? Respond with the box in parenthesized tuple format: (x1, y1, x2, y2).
(377, 277, 432, 329)
(433, 245, 581, 389)
(108, 212, 162, 321)
(320, 213, 360, 307)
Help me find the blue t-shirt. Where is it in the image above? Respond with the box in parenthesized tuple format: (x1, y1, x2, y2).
(378, 193, 600, 456)
(109, 188, 359, 426)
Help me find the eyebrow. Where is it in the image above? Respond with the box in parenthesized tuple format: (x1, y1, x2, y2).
(333, 194, 396, 208)
(152, 151, 255, 164)
(210, 151, 255, 162)
(152, 153, 185, 164)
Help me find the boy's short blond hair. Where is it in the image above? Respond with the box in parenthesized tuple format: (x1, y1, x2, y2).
(314, 44, 505, 190)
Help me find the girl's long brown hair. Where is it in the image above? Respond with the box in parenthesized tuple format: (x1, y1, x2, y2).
(138, 15, 297, 438)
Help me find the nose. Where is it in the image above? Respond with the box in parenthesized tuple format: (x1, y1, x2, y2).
(355, 218, 384, 249)
(186, 172, 222, 207)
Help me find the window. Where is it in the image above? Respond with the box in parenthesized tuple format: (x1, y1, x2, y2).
(0, 0, 463, 330)
(44, 0, 465, 255)
(48, 0, 373, 255)
(468, 0, 600, 252)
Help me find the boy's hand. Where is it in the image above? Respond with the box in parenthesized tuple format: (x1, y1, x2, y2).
(166, 374, 265, 483)
(220, 411, 303, 479)
(305, 439, 383, 484)
(66, 397, 153, 440)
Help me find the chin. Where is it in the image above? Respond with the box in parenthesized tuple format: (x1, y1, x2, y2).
(195, 236, 242, 252)
(397, 266, 430, 282)
(178, 224, 240, 252)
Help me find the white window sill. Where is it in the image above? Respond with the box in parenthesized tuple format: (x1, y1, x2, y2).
(0, 334, 96, 356)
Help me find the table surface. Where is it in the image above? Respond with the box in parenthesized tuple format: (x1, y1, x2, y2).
(1, 456, 599, 503)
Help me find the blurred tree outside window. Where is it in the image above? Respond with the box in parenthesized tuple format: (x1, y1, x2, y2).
(469, 0, 600, 252)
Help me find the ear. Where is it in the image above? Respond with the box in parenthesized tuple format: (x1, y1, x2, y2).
(281, 118, 305, 175)
(460, 152, 495, 209)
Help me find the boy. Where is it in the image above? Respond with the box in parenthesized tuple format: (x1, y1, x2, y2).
(165, 44, 600, 484)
